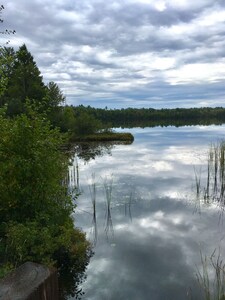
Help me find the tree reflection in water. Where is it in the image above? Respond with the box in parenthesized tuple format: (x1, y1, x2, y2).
(62, 141, 134, 298)
(74, 140, 132, 162)
(56, 219, 92, 300)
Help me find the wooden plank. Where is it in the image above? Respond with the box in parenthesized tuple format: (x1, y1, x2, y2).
(0, 262, 59, 300)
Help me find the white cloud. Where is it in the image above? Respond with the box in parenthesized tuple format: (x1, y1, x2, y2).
(166, 61, 225, 84)
(4, 0, 225, 108)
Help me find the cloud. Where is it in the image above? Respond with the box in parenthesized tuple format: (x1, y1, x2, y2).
(70, 125, 225, 299)
(3, 0, 225, 108)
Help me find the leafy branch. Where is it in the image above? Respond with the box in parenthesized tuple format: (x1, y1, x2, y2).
(0, 4, 16, 44)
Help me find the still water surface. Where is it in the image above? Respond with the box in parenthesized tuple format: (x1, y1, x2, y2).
(69, 125, 225, 300)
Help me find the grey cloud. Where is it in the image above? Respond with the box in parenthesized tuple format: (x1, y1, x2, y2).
(4, 0, 225, 108)
(77, 195, 207, 299)
(87, 0, 214, 28)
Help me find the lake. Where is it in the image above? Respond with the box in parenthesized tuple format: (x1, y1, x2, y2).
(67, 125, 225, 300)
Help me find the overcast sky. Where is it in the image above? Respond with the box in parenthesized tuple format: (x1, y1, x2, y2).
(2, 0, 225, 108)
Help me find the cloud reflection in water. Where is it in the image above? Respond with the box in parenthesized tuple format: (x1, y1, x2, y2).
(70, 125, 225, 300)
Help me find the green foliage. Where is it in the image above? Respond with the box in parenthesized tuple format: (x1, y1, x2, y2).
(50, 106, 76, 133)
(0, 5, 16, 44)
(0, 45, 63, 116)
(4, 44, 46, 114)
(4, 218, 87, 267)
(48, 106, 105, 138)
(0, 44, 70, 119)
(0, 107, 70, 222)
(73, 112, 103, 137)
(0, 105, 90, 277)
(0, 47, 15, 98)
(46, 81, 65, 107)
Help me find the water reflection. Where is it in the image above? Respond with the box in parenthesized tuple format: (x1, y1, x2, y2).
(68, 125, 225, 300)
(89, 173, 97, 246)
(205, 142, 225, 206)
(72, 140, 133, 162)
(68, 155, 80, 191)
(103, 176, 114, 241)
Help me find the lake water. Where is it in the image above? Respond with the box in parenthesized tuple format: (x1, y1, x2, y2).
(68, 125, 225, 300)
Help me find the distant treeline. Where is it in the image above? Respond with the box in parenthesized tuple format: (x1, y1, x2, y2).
(72, 105, 225, 128)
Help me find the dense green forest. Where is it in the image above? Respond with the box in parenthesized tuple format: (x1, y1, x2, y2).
(71, 105, 225, 128)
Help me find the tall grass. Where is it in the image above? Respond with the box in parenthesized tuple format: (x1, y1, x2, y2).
(103, 175, 114, 240)
(196, 249, 225, 300)
(194, 166, 201, 199)
(88, 173, 98, 245)
(194, 141, 225, 209)
(124, 191, 133, 222)
(68, 155, 80, 195)
(213, 145, 218, 196)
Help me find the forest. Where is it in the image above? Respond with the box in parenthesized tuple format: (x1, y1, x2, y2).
(71, 105, 225, 128)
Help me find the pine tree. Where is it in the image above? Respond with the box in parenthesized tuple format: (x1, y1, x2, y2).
(46, 81, 65, 107)
(9, 44, 46, 101)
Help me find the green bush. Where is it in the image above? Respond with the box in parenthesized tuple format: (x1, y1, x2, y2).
(73, 112, 103, 136)
(0, 105, 90, 276)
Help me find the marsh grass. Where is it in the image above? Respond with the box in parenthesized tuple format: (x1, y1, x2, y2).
(124, 191, 133, 222)
(196, 249, 225, 300)
(213, 145, 219, 196)
(194, 166, 201, 199)
(103, 175, 114, 240)
(88, 173, 98, 245)
(193, 166, 203, 214)
(194, 141, 225, 209)
(68, 155, 80, 193)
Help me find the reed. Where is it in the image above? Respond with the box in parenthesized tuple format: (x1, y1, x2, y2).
(88, 173, 98, 245)
(219, 143, 225, 203)
(213, 145, 218, 196)
(194, 166, 201, 199)
(196, 249, 225, 300)
(195, 141, 225, 209)
(205, 146, 213, 201)
(103, 176, 114, 240)
(124, 191, 133, 222)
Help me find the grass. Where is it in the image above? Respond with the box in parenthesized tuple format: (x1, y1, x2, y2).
(194, 141, 225, 208)
(194, 166, 201, 199)
(196, 249, 225, 300)
(67, 155, 80, 195)
(103, 175, 114, 240)
(88, 173, 98, 246)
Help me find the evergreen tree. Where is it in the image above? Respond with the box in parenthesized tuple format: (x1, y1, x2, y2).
(46, 81, 65, 107)
(4, 44, 46, 115)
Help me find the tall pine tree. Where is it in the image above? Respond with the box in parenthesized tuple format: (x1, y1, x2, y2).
(3, 44, 46, 115)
